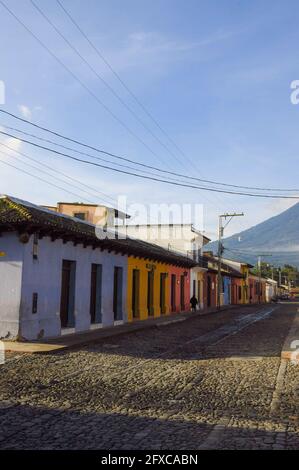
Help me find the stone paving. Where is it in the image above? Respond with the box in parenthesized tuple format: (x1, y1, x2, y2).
(0, 303, 298, 450)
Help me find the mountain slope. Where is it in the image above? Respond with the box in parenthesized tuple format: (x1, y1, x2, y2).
(205, 202, 299, 267)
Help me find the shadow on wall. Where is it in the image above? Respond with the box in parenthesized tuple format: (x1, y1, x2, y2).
(0, 403, 298, 450)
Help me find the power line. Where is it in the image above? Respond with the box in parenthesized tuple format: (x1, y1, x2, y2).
(56, 0, 189, 163)
(223, 246, 295, 257)
(1, 112, 299, 193)
(0, 1, 255, 215)
(54, 0, 230, 204)
(53, 0, 252, 213)
(0, 0, 172, 169)
(1, 112, 225, 189)
(1, 130, 299, 199)
(0, 149, 98, 204)
(0, 123, 218, 186)
(1, 1, 297, 203)
(0, 141, 121, 208)
(30, 0, 187, 171)
(0, 157, 100, 203)
(0, 1, 244, 212)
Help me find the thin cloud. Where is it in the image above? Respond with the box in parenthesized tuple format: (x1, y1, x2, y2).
(18, 104, 32, 120)
(0, 132, 22, 162)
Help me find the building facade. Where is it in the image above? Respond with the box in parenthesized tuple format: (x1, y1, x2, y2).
(119, 223, 209, 310)
(119, 223, 210, 262)
(127, 258, 191, 321)
(0, 231, 128, 340)
(0, 196, 195, 340)
(43, 202, 130, 227)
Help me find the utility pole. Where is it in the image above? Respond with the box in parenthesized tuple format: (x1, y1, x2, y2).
(217, 212, 244, 309)
(278, 267, 282, 287)
(258, 256, 262, 304)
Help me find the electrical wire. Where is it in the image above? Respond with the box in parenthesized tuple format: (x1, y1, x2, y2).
(0, 123, 226, 187)
(0, 0, 172, 169)
(56, 0, 190, 163)
(0, 141, 122, 207)
(1, 112, 298, 193)
(30, 0, 187, 170)
(1, 130, 299, 199)
(0, 157, 99, 202)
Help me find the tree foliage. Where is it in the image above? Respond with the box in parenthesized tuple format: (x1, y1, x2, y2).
(251, 262, 299, 286)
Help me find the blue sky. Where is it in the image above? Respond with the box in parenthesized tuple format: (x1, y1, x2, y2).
(0, 0, 299, 240)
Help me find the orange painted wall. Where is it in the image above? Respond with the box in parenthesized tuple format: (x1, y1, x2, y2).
(206, 271, 217, 308)
(168, 266, 191, 312)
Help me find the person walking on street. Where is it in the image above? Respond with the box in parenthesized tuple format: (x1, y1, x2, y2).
(190, 295, 198, 312)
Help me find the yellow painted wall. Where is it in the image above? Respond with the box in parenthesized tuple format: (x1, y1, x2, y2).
(127, 257, 170, 322)
(241, 265, 250, 304)
(197, 271, 206, 309)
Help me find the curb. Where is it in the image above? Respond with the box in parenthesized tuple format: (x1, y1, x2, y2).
(281, 307, 299, 361)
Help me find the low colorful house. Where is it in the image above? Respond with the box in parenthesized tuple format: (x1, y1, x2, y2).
(265, 278, 278, 302)
(231, 276, 243, 304)
(0, 196, 196, 340)
(118, 223, 210, 312)
(203, 253, 249, 307)
(126, 258, 193, 322)
(221, 258, 254, 304)
(190, 265, 208, 310)
(248, 274, 267, 303)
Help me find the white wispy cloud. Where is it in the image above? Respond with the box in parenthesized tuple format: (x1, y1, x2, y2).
(18, 104, 32, 120)
(0, 125, 22, 161)
(85, 28, 242, 79)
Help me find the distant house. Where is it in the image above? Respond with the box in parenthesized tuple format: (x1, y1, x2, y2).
(42, 202, 130, 227)
(220, 258, 253, 304)
(248, 274, 267, 304)
(203, 253, 243, 307)
(265, 278, 278, 302)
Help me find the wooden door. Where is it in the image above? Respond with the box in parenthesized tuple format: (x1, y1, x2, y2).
(147, 270, 154, 316)
(160, 273, 167, 314)
(132, 269, 140, 318)
(90, 264, 102, 324)
(60, 260, 71, 328)
(171, 274, 176, 312)
(113, 267, 123, 320)
(207, 276, 211, 307)
(180, 275, 185, 310)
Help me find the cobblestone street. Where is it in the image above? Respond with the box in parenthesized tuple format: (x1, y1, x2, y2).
(0, 303, 298, 450)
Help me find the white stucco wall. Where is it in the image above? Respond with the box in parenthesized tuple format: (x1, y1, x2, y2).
(21, 236, 128, 340)
(190, 267, 206, 310)
(265, 281, 277, 302)
(119, 224, 205, 257)
(0, 232, 24, 339)
(0, 232, 128, 340)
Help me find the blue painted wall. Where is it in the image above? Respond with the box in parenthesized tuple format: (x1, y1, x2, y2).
(223, 276, 231, 305)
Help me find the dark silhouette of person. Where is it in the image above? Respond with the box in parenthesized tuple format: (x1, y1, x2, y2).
(190, 295, 198, 312)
